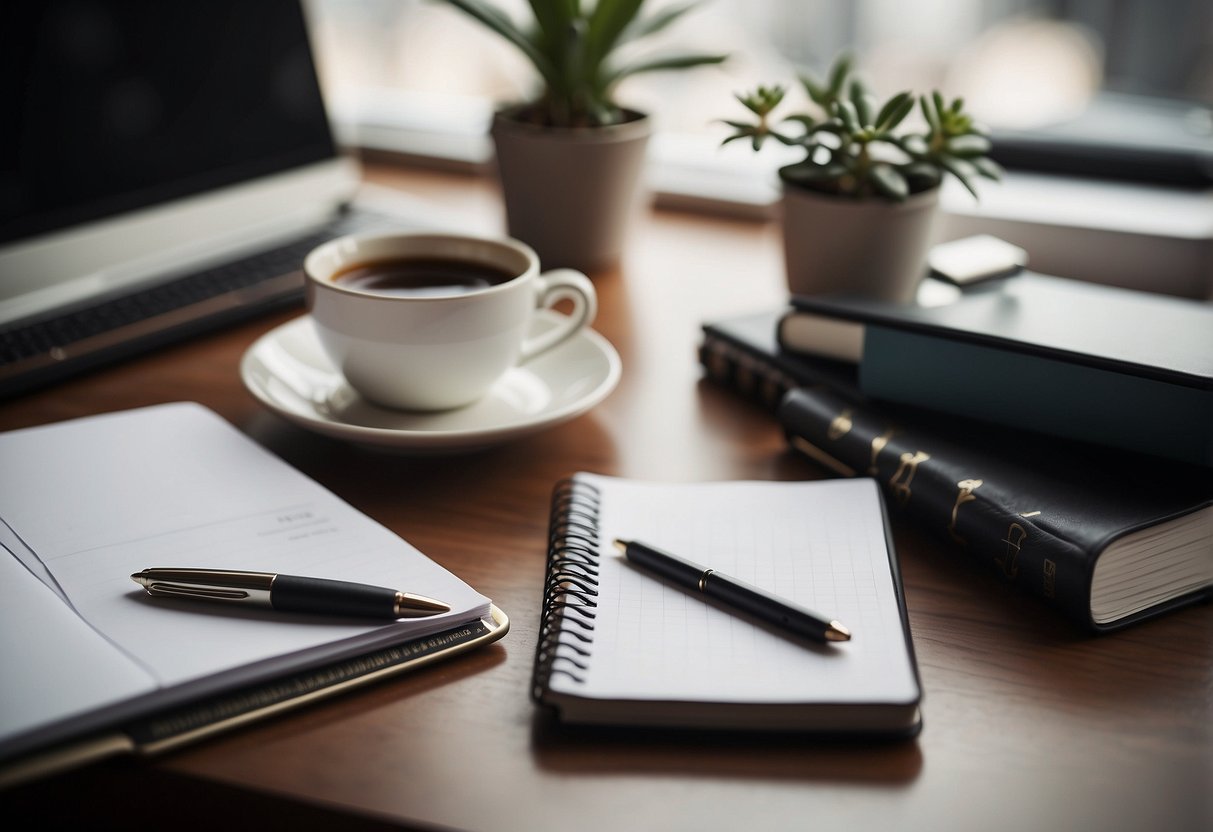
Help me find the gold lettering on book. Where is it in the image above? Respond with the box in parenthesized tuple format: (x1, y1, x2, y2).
(889, 451, 930, 505)
(1043, 558, 1056, 599)
(828, 409, 854, 440)
(948, 479, 983, 545)
(868, 429, 895, 475)
(790, 436, 857, 477)
(997, 523, 1027, 579)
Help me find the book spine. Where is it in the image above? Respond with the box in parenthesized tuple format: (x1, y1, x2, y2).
(698, 327, 858, 413)
(531, 478, 603, 703)
(777, 387, 1095, 626)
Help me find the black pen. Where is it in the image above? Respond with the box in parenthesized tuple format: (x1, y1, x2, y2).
(613, 539, 851, 643)
(130, 568, 451, 619)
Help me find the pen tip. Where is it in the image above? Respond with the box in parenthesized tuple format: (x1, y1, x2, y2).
(130, 571, 148, 587)
(612, 539, 628, 555)
(825, 621, 851, 642)
(394, 592, 451, 617)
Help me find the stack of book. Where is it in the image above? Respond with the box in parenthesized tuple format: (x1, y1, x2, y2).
(699, 271, 1213, 632)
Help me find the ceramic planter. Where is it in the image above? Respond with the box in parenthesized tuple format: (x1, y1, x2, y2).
(490, 109, 651, 273)
(781, 184, 940, 302)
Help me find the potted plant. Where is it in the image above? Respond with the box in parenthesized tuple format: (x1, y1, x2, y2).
(442, 0, 726, 272)
(723, 55, 1002, 301)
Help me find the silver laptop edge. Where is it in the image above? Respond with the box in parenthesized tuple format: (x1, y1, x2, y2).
(0, 153, 358, 331)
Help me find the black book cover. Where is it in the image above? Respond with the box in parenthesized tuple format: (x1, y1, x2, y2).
(778, 386, 1212, 631)
(788, 271, 1213, 387)
(784, 274, 1213, 466)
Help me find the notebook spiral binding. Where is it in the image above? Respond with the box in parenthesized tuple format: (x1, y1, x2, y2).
(531, 478, 602, 701)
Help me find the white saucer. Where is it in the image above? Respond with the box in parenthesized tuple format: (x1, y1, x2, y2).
(240, 312, 621, 453)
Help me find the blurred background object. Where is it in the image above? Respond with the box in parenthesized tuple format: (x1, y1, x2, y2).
(307, 0, 1213, 298)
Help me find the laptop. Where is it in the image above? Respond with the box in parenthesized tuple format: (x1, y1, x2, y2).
(0, 0, 415, 397)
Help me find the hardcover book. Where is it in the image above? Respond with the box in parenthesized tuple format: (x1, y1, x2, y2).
(700, 311, 1213, 630)
(779, 387, 1213, 630)
(783, 272, 1213, 465)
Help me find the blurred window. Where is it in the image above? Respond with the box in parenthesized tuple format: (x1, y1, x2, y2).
(305, 0, 1213, 191)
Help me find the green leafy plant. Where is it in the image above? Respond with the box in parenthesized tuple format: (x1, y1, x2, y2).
(723, 55, 1002, 200)
(442, 0, 727, 128)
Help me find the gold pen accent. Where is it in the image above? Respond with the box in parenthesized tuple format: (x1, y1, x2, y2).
(825, 620, 851, 642)
(392, 592, 451, 616)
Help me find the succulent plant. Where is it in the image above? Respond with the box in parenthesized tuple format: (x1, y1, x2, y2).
(442, 0, 727, 128)
(723, 54, 1002, 200)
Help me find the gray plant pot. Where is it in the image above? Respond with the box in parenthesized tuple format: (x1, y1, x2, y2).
(490, 109, 651, 273)
(781, 184, 940, 302)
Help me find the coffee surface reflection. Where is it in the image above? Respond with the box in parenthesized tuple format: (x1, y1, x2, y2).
(334, 257, 517, 298)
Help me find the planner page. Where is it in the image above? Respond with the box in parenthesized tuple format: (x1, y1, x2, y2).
(0, 403, 491, 717)
(0, 550, 155, 759)
(550, 475, 919, 705)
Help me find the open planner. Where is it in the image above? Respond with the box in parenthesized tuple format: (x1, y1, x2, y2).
(0, 403, 507, 785)
(533, 474, 922, 736)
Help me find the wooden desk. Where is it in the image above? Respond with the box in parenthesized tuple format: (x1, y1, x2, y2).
(2, 165, 1210, 831)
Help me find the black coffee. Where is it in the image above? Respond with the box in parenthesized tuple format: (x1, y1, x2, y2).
(333, 257, 517, 297)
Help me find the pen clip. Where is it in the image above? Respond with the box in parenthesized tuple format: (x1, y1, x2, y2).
(145, 583, 251, 601)
(133, 569, 275, 605)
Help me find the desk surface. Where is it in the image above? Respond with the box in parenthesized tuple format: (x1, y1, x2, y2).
(2, 164, 1210, 832)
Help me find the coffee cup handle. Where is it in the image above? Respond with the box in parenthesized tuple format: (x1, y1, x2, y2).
(519, 269, 597, 363)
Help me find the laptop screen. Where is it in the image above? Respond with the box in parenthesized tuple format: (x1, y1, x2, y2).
(1, 0, 336, 247)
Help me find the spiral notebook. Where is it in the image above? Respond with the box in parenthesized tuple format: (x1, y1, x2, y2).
(532, 474, 922, 736)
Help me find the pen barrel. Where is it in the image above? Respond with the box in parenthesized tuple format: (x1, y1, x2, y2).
(624, 542, 706, 587)
(271, 575, 400, 618)
(702, 573, 833, 641)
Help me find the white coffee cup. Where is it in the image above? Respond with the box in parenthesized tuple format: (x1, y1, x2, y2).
(304, 232, 597, 411)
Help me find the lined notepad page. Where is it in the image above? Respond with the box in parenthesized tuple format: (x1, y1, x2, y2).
(551, 475, 919, 705)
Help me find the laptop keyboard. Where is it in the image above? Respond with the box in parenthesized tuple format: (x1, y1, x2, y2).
(0, 206, 401, 396)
